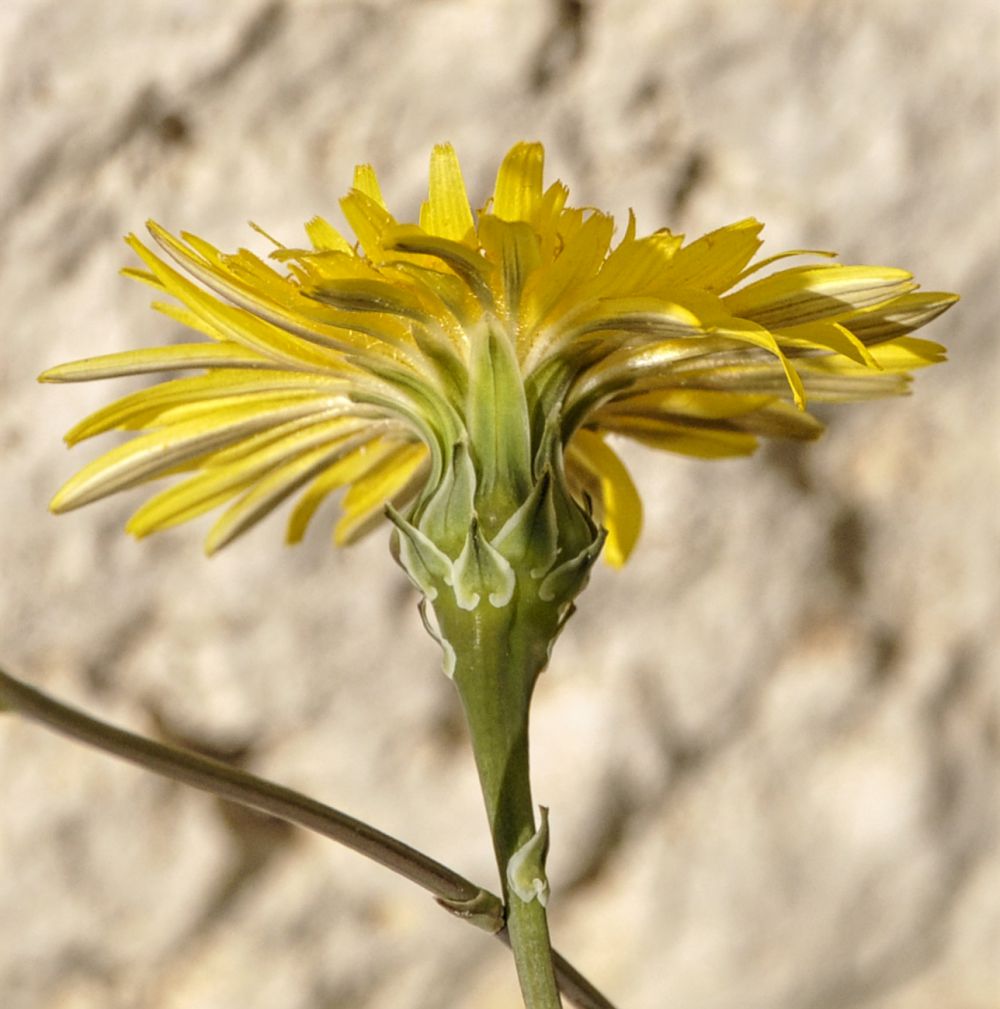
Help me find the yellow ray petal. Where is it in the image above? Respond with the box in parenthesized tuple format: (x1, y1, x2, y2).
(335, 442, 429, 545)
(723, 264, 915, 328)
(591, 228, 684, 300)
(775, 320, 879, 367)
(64, 371, 345, 443)
(420, 143, 475, 241)
(284, 437, 386, 544)
(713, 317, 806, 408)
(492, 142, 545, 223)
(305, 216, 353, 254)
(807, 336, 946, 374)
(285, 436, 422, 544)
(340, 187, 395, 261)
(127, 416, 369, 537)
(675, 359, 912, 402)
(600, 388, 776, 421)
(733, 247, 837, 284)
(567, 296, 705, 339)
(478, 215, 542, 320)
(39, 344, 279, 383)
(597, 393, 824, 442)
(384, 225, 495, 310)
(352, 163, 386, 207)
(51, 401, 329, 513)
(611, 418, 760, 459)
(307, 276, 428, 319)
(840, 291, 959, 345)
(148, 299, 228, 341)
(534, 180, 570, 253)
(566, 429, 642, 568)
(667, 219, 763, 293)
(135, 390, 339, 433)
(137, 230, 361, 363)
(727, 400, 824, 440)
(197, 409, 372, 467)
(205, 439, 369, 554)
(522, 211, 615, 331)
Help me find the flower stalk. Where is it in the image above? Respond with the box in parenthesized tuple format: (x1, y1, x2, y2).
(450, 603, 561, 1007)
(383, 310, 603, 1006)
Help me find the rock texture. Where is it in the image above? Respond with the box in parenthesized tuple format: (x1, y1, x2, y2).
(1, 2, 997, 1007)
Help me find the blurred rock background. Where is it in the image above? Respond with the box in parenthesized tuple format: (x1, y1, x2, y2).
(1, 1, 997, 1007)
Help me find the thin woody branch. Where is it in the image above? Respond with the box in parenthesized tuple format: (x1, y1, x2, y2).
(0, 666, 618, 1009)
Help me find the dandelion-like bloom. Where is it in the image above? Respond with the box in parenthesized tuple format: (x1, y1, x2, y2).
(44, 142, 955, 577)
(41, 143, 959, 1005)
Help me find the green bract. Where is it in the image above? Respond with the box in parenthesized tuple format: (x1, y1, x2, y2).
(388, 313, 603, 673)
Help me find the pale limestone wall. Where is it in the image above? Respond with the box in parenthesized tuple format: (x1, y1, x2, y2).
(1, 2, 998, 1007)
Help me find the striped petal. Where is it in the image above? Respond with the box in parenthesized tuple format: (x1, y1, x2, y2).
(205, 439, 368, 554)
(335, 442, 429, 545)
(51, 401, 330, 512)
(723, 265, 915, 327)
(40, 344, 281, 382)
(126, 416, 373, 537)
(63, 372, 346, 444)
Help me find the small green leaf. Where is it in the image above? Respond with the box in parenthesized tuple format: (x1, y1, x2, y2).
(506, 807, 551, 907)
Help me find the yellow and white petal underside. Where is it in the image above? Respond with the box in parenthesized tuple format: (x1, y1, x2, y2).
(596, 390, 824, 441)
(51, 400, 332, 512)
(335, 441, 429, 545)
(64, 371, 346, 443)
(724, 265, 915, 328)
(840, 291, 959, 345)
(126, 416, 372, 537)
(134, 231, 363, 364)
(285, 437, 425, 544)
(205, 438, 376, 554)
(39, 343, 282, 383)
(599, 388, 776, 421)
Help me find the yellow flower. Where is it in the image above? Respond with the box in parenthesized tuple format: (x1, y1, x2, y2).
(43, 142, 956, 568)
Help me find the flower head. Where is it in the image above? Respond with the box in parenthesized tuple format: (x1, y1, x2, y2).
(44, 142, 955, 577)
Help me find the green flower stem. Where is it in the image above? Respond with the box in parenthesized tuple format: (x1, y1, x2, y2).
(449, 604, 563, 1009)
(0, 666, 617, 1009)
